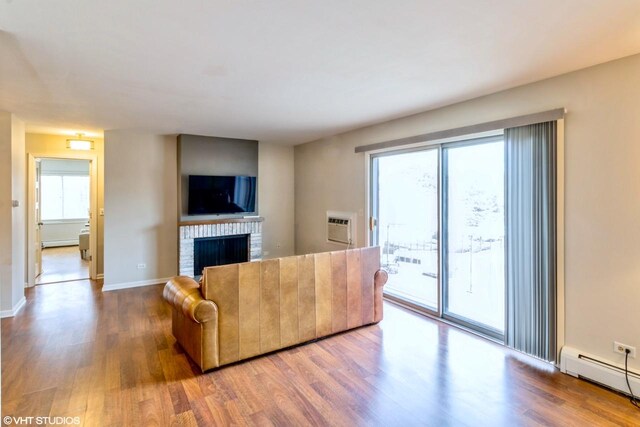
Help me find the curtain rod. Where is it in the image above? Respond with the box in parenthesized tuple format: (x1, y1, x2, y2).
(354, 108, 565, 153)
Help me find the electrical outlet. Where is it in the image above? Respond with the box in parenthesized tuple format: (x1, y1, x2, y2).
(137, 263, 146, 269)
(613, 341, 636, 358)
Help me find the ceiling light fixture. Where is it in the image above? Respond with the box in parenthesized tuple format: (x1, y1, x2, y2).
(66, 133, 94, 150)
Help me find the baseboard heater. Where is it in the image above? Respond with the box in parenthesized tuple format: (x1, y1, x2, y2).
(42, 240, 79, 248)
(560, 346, 640, 396)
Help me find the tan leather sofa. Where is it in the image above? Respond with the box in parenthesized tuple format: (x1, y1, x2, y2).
(163, 247, 388, 372)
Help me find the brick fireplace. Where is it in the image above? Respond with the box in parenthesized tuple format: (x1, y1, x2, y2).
(179, 218, 263, 277)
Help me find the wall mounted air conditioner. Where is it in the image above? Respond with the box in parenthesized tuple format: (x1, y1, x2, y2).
(326, 211, 355, 245)
(560, 346, 640, 396)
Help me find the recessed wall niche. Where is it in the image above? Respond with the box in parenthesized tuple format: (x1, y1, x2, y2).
(177, 134, 259, 222)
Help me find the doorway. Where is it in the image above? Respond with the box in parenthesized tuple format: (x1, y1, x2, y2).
(28, 156, 97, 285)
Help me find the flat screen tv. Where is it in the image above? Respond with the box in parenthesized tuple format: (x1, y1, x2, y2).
(188, 175, 257, 215)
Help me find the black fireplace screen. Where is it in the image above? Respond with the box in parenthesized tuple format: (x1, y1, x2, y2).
(194, 234, 249, 276)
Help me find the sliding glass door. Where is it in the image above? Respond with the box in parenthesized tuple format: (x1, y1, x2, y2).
(371, 148, 439, 313)
(442, 139, 505, 338)
(371, 136, 505, 337)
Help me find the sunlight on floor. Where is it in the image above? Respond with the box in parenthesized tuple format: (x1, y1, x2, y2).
(36, 245, 89, 285)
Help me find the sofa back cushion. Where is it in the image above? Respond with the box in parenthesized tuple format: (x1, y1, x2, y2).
(201, 247, 381, 366)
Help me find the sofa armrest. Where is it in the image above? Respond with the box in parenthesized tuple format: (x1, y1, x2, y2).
(163, 276, 218, 324)
(373, 269, 388, 323)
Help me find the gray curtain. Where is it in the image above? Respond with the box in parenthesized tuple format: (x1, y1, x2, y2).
(505, 121, 557, 362)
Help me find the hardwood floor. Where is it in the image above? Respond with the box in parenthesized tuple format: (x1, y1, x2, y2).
(36, 246, 89, 285)
(2, 280, 638, 426)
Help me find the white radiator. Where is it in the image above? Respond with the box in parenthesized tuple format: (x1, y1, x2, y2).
(560, 346, 640, 396)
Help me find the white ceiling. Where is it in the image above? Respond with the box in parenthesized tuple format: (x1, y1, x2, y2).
(1, 1, 639, 144)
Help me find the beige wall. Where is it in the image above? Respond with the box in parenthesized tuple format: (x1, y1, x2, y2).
(25, 133, 105, 278)
(294, 53, 640, 370)
(103, 131, 178, 288)
(295, 136, 367, 255)
(0, 112, 26, 314)
(0, 113, 13, 311)
(259, 142, 295, 259)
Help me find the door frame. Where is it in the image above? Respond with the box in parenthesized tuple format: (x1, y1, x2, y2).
(27, 153, 98, 286)
(33, 158, 42, 278)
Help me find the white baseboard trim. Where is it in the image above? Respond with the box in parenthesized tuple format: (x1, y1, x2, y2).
(0, 296, 27, 318)
(102, 277, 172, 292)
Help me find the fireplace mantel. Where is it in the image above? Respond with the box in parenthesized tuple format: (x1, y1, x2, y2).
(179, 217, 264, 227)
(179, 217, 263, 277)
